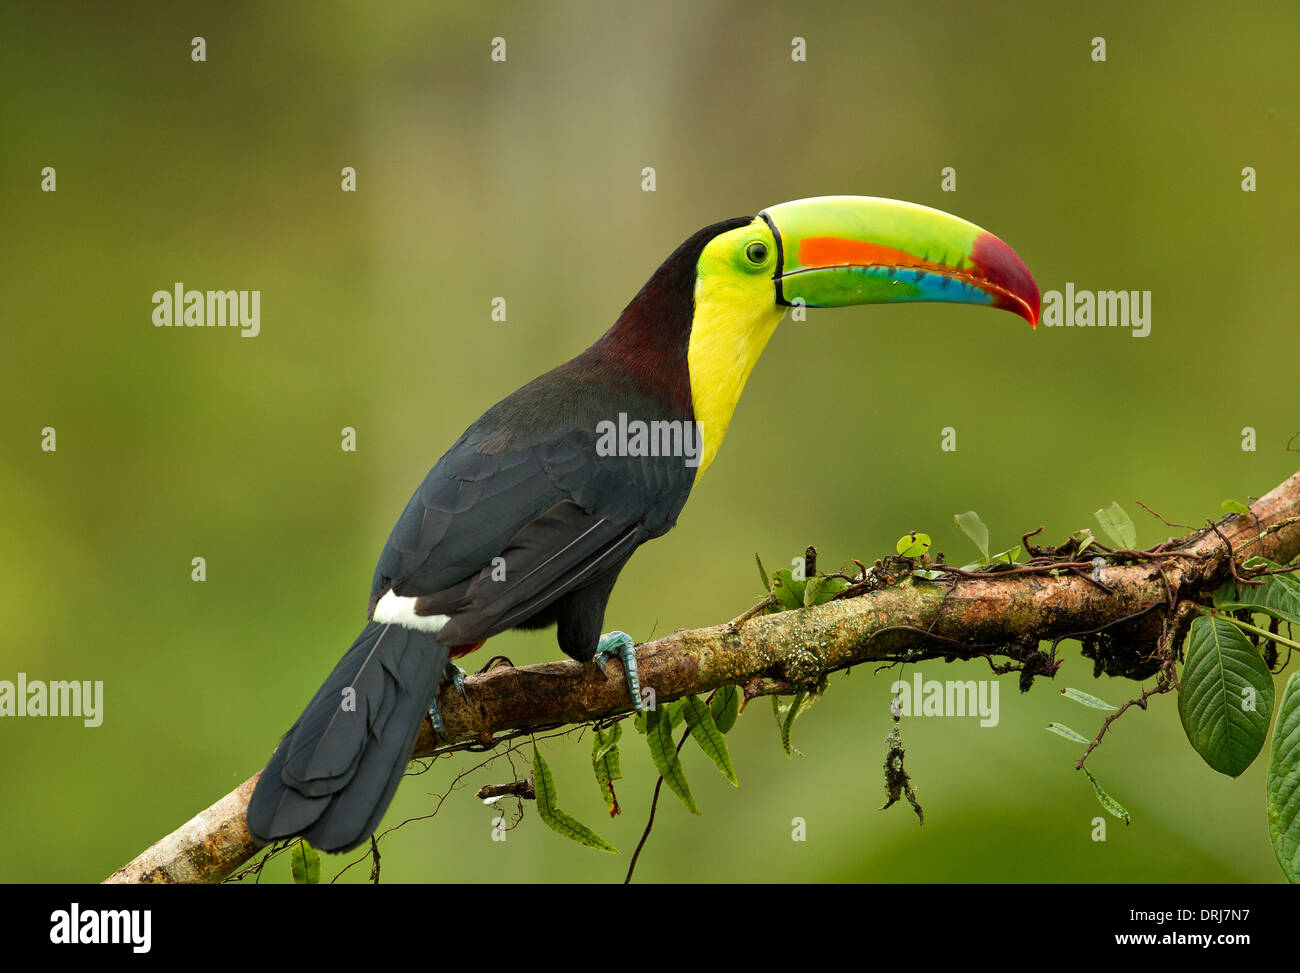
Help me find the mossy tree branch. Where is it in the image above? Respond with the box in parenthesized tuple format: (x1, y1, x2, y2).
(103, 470, 1300, 884)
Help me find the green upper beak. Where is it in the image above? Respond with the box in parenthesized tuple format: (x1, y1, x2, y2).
(759, 195, 1040, 326)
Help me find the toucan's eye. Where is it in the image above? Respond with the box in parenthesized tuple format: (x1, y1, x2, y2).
(745, 241, 769, 264)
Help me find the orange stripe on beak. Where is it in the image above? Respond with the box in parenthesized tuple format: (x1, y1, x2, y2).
(797, 236, 964, 275)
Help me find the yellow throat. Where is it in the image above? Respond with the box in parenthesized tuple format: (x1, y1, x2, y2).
(686, 220, 785, 479)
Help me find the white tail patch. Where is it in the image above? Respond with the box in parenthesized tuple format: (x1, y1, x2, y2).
(372, 590, 450, 634)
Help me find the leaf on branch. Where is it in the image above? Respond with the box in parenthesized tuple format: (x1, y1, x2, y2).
(803, 575, 825, 608)
(1222, 499, 1253, 516)
(680, 695, 738, 785)
(770, 569, 805, 611)
(812, 576, 848, 604)
(896, 532, 932, 557)
(1267, 672, 1300, 884)
(1178, 615, 1274, 777)
(774, 692, 811, 758)
(646, 708, 699, 814)
(954, 511, 990, 563)
(1045, 722, 1090, 744)
(591, 723, 623, 817)
(755, 553, 771, 593)
(1082, 767, 1130, 825)
(634, 700, 681, 733)
(1214, 563, 1300, 628)
(1061, 688, 1117, 711)
(989, 545, 1021, 565)
(532, 746, 618, 852)
(710, 685, 741, 734)
(1094, 501, 1137, 550)
(289, 839, 320, 885)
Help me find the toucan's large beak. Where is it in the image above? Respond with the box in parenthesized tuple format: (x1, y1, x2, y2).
(760, 195, 1040, 327)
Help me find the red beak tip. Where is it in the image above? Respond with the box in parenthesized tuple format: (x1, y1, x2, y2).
(971, 231, 1039, 331)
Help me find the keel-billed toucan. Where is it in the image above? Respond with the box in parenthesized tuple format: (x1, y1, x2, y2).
(246, 195, 1039, 852)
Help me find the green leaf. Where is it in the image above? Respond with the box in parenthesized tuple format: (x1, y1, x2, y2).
(537, 805, 617, 852)
(710, 685, 741, 733)
(1045, 722, 1090, 744)
(1214, 563, 1300, 627)
(953, 511, 990, 562)
(592, 721, 622, 762)
(533, 746, 618, 852)
(896, 532, 932, 557)
(1082, 768, 1130, 824)
(289, 839, 321, 885)
(1178, 615, 1275, 777)
(989, 545, 1021, 565)
(632, 709, 647, 734)
(810, 577, 847, 605)
(680, 696, 739, 785)
(1267, 673, 1300, 883)
(775, 692, 809, 758)
(1094, 501, 1137, 550)
(770, 569, 805, 611)
(1222, 499, 1252, 516)
(1061, 688, 1117, 711)
(1073, 528, 1095, 556)
(663, 698, 684, 728)
(646, 708, 699, 814)
(755, 553, 771, 592)
(772, 696, 788, 752)
(802, 575, 824, 607)
(591, 723, 623, 816)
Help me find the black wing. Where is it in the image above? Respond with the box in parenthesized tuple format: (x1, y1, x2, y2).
(368, 381, 696, 647)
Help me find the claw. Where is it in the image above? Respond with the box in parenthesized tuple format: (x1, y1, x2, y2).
(594, 630, 642, 710)
(446, 662, 467, 700)
(428, 662, 468, 737)
(427, 697, 447, 738)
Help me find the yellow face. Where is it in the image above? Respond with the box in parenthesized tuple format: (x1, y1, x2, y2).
(687, 218, 784, 478)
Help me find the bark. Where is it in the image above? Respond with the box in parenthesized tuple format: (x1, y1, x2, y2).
(103, 469, 1300, 884)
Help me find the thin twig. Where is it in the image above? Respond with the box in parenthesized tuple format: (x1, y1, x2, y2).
(624, 726, 691, 884)
(1134, 499, 1195, 531)
(1075, 660, 1177, 769)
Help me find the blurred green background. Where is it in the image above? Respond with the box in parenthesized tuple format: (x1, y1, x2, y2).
(3, 0, 1298, 883)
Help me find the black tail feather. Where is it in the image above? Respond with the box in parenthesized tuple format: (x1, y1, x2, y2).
(247, 621, 447, 853)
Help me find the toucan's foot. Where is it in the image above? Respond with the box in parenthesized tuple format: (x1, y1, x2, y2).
(428, 663, 468, 737)
(427, 696, 447, 738)
(594, 630, 642, 709)
(445, 661, 467, 700)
